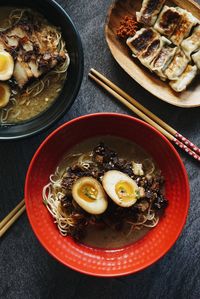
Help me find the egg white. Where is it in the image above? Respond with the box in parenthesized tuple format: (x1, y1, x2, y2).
(72, 177, 108, 215)
(0, 51, 14, 81)
(0, 83, 11, 108)
(102, 170, 139, 207)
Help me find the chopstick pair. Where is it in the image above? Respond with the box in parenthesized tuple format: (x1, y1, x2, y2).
(89, 68, 200, 162)
(0, 199, 25, 238)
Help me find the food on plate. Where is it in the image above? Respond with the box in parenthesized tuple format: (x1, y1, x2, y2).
(192, 50, 200, 69)
(43, 137, 168, 248)
(181, 25, 200, 58)
(136, 0, 166, 26)
(127, 27, 177, 80)
(154, 6, 198, 45)
(124, 0, 200, 92)
(151, 44, 177, 80)
(170, 8, 198, 46)
(138, 36, 171, 69)
(169, 64, 197, 92)
(154, 6, 182, 38)
(0, 8, 70, 123)
(164, 49, 190, 80)
(116, 16, 138, 39)
(126, 28, 160, 56)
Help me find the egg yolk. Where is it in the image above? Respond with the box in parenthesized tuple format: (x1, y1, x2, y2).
(115, 181, 135, 202)
(0, 85, 5, 99)
(78, 183, 98, 202)
(0, 55, 8, 73)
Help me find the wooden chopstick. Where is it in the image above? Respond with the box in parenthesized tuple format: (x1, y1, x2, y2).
(90, 68, 200, 158)
(0, 199, 25, 238)
(89, 69, 200, 162)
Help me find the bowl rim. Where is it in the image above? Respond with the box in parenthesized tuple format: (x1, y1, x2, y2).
(25, 112, 190, 277)
(0, 0, 84, 140)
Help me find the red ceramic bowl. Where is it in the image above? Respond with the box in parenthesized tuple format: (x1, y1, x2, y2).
(25, 113, 190, 277)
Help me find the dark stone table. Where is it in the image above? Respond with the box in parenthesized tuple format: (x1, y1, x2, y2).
(1, 1, 200, 298)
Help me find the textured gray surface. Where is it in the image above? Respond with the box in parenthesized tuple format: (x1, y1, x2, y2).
(0, 0, 200, 298)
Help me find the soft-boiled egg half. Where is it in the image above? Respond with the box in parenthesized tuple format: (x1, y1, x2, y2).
(0, 83, 11, 108)
(72, 177, 108, 214)
(0, 51, 14, 81)
(102, 170, 139, 207)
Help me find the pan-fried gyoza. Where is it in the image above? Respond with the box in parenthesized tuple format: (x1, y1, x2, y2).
(192, 50, 200, 69)
(164, 49, 189, 80)
(126, 28, 160, 57)
(136, 0, 166, 26)
(125, 0, 200, 92)
(138, 37, 170, 69)
(181, 25, 200, 58)
(170, 8, 198, 46)
(154, 6, 182, 38)
(169, 64, 197, 92)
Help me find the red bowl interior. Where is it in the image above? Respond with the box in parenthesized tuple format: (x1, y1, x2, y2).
(25, 113, 190, 277)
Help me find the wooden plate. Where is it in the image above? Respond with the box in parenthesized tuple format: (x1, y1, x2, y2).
(105, 0, 200, 108)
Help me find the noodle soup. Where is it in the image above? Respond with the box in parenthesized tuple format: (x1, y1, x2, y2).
(43, 136, 168, 249)
(0, 7, 70, 123)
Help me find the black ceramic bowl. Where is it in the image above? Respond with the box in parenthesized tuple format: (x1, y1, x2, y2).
(0, 0, 84, 140)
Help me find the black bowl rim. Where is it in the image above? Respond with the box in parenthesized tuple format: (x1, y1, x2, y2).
(0, 0, 84, 140)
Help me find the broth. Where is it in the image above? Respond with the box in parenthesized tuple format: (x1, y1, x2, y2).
(0, 7, 69, 123)
(57, 136, 160, 249)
